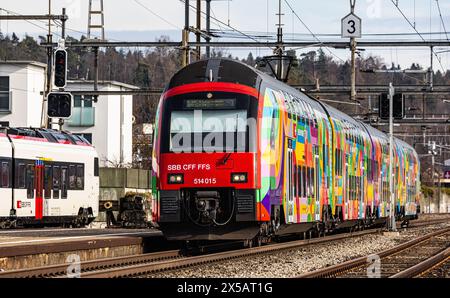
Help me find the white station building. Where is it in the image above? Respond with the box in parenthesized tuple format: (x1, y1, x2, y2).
(0, 61, 136, 167)
(64, 80, 137, 167)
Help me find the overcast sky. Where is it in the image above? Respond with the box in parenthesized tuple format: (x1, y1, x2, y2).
(2, 0, 450, 71)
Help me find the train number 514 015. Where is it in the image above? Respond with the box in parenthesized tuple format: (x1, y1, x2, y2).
(193, 178, 217, 184)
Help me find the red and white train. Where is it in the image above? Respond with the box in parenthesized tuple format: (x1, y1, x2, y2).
(0, 127, 99, 228)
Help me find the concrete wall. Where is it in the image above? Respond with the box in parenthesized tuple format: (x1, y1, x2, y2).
(420, 189, 450, 213)
(0, 63, 45, 127)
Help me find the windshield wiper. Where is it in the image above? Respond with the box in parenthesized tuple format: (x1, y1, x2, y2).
(220, 153, 232, 165)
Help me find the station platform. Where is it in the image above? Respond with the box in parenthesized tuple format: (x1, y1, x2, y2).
(0, 227, 163, 271)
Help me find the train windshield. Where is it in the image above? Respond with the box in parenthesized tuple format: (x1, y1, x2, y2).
(161, 92, 257, 153)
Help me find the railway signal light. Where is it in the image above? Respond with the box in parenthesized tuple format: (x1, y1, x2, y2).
(47, 92, 72, 119)
(379, 93, 404, 120)
(392, 93, 404, 119)
(54, 49, 67, 88)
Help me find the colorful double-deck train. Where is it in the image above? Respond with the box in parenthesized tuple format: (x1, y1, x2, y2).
(151, 58, 420, 242)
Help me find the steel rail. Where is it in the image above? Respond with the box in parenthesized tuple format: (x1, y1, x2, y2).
(296, 226, 450, 278)
(0, 217, 446, 278)
(390, 246, 450, 278)
(80, 229, 382, 278)
(0, 249, 181, 278)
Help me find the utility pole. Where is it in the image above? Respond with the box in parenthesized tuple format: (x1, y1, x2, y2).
(438, 147, 441, 213)
(196, 0, 201, 60)
(275, 0, 284, 80)
(429, 141, 436, 213)
(205, 0, 211, 58)
(61, 8, 67, 39)
(429, 46, 434, 90)
(182, 0, 190, 66)
(350, 1, 357, 101)
(388, 82, 397, 231)
(87, 0, 105, 40)
(341, 0, 360, 101)
(46, 0, 53, 126)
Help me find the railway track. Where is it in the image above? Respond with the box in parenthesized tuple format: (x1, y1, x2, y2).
(0, 218, 447, 278)
(416, 250, 450, 278)
(296, 227, 450, 278)
(79, 228, 383, 278)
(0, 249, 182, 278)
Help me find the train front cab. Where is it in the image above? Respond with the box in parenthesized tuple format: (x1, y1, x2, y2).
(153, 83, 262, 240)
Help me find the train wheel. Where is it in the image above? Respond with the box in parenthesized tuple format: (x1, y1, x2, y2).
(254, 236, 262, 247)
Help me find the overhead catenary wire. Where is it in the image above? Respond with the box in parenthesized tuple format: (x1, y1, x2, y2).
(133, 0, 181, 30)
(435, 0, 449, 42)
(390, 0, 446, 73)
(0, 7, 62, 38)
(180, 0, 275, 51)
(283, 0, 345, 63)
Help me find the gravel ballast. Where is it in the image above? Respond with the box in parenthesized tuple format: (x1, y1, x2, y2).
(148, 222, 450, 278)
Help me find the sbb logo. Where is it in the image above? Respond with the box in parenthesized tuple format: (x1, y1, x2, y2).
(168, 164, 182, 171)
(17, 201, 22, 208)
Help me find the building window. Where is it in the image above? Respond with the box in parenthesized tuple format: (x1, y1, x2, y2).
(74, 95, 93, 107)
(0, 77, 10, 112)
(74, 133, 92, 144)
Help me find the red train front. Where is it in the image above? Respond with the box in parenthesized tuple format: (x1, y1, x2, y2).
(152, 59, 262, 240)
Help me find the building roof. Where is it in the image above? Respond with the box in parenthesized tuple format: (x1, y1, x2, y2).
(0, 60, 47, 69)
(67, 80, 140, 90)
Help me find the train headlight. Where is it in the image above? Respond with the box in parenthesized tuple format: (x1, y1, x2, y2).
(168, 173, 184, 184)
(231, 173, 247, 183)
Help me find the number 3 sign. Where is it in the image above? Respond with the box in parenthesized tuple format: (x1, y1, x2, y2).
(341, 13, 361, 38)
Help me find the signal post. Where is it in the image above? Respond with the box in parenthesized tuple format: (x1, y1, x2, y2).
(46, 39, 73, 130)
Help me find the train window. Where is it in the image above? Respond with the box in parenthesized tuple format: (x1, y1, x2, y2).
(17, 163, 26, 188)
(293, 163, 297, 198)
(302, 166, 306, 197)
(69, 165, 76, 189)
(311, 167, 315, 199)
(304, 167, 309, 197)
(26, 164, 34, 199)
(1, 162, 9, 187)
(170, 109, 248, 153)
(53, 166, 60, 199)
(52, 132, 73, 144)
(61, 166, 68, 199)
(334, 150, 338, 174)
(76, 165, 84, 189)
(44, 165, 52, 199)
(322, 145, 326, 171)
(94, 158, 99, 176)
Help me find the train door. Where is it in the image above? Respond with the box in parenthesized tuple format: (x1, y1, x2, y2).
(34, 160, 44, 220)
(287, 139, 294, 223)
(344, 160, 349, 220)
(314, 155, 320, 221)
(360, 161, 365, 219)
